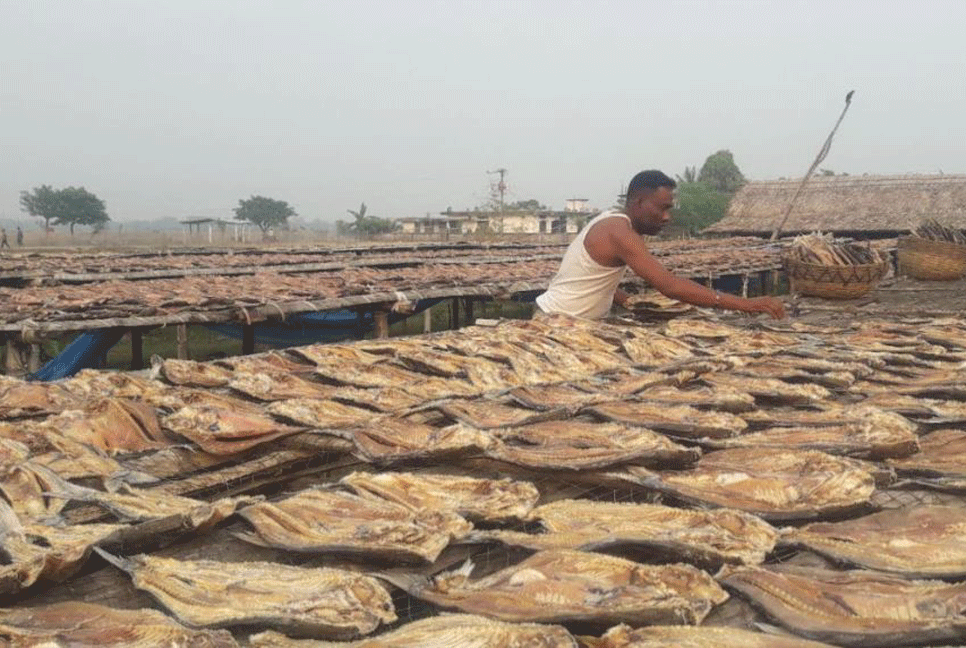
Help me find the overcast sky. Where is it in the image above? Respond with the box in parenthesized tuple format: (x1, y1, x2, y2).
(3, 0, 964, 223)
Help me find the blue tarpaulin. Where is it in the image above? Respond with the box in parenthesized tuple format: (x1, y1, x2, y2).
(30, 298, 449, 381)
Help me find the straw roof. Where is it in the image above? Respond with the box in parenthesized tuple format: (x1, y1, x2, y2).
(703, 174, 966, 236)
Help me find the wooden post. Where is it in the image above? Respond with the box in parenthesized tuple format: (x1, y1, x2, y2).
(759, 270, 770, 296)
(131, 328, 144, 370)
(3, 336, 28, 376)
(423, 307, 432, 334)
(464, 298, 475, 326)
(741, 274, 750, 298)
(374, 310, 389, 339)
(242, 324, 255, 355)
(177, 324, 189, 360)
(450, 297, 460, 330)
(28, 344, 42, 373)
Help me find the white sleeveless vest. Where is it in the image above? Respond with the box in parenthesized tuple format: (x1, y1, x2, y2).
(535, 210, 629, 320)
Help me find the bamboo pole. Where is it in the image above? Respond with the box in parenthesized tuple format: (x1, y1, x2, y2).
(177, 325, 189, 360)
(423, 307, 432, 334)
(374, 310, 389, 339)
(131, 328, 144, 370)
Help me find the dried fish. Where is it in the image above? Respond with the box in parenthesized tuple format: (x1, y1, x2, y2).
(163, 403, 307, 454)
(439, 398, 558, 429)
(784, 505, 966, 578)
(486, 420, 699, 471)
(249, 614, 577, 648)
(591, 624, 837, 648)
(587, 400, 747, 439)
(0, 601, 238, 647)
(46, 398, 170, 453)
(0, 376, 79, 419)
(889, 429, 966, 486)
(703, 374, 830, 406)
(598, 447, 875, 521)
(158, 358, 234, 387)
(350, 419, 493, 464)
(621, 333, 695, 366)
(384, 549, 727, 625)
(340, 471, 539, 523)
(509, 384, 604, 410)
(663, 318, 740, 339)
(705, 407, 919, 459)
(98, 552, 395, 637)
(229, 372, 339, 401)
(267, 398, 377, 429)
(238, 488, 472, 563)
(471, 499, 777, 566)
(635, 384, 755, 413)
(719, 564, 966, 647)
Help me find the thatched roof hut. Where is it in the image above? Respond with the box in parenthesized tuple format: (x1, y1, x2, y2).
(703, 174, 966, 238)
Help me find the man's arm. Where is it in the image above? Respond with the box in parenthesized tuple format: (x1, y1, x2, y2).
(610, 224, 785, 319)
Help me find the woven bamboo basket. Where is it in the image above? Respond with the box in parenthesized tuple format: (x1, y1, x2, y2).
(784, 257, 889, 300)
(896, 236, 966, 280)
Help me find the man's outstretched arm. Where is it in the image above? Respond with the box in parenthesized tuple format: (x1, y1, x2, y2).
(611, 227, 785, 319)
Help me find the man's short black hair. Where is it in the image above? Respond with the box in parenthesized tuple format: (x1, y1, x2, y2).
(626, 170, 676, 199)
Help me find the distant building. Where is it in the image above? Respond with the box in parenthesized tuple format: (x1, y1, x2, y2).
(703, 174, 966, 238)
(395, 207, 596, 236)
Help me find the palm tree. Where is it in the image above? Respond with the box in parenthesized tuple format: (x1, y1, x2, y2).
(346, 202, 367, 233)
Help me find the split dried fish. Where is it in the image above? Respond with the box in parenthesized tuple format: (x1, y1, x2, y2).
(98, 552, 395, 637)
(486, 420, 699, 471)
(45, 398, 170, 453)
(889, 428, 966, 487)
(238, 487, 472, 563)
(635, 384, 756, 413)
(587, 400, 747, 439)
(703, 374, 830, 406)
(0, 376, 79, 419)
(158, 358, 234, 387)
(267, 398, 377, 429)
(598, 447, 875, 521)
(163, 403, 307, 455)
(384, 549, 727, 625)
(439, 398, 558, 429)
(229, 372, 339, 401)
(784, 505, 966, 578)
(0, 601, 238, 647)
(663, 318, 740, 339)
(339, 471, 539, 523)
(471, 498, 777, 566)
(590, 624, 837, 648)
(509, 384, 605, 410)
(621, 333, 695, 366)
(704, 407, 919, 460)
(350, 419, 493, 464)
(719, 564, 966, 647)
(249, 614, 577, 647)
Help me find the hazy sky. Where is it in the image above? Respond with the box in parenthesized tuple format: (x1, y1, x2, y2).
(3, 0, 964, 223)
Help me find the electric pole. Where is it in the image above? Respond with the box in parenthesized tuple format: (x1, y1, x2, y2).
(487, 168, 508, 212)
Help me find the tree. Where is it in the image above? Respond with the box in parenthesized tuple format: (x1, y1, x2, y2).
(507, 199, 545, 211)
(676, 166, 697, 184)
(698, 150, 745, 193)
(234, 195, 295, 235)
(19, 185, 60, 231)
(343, 202, 398, 239)
(19, 185, 110, 235)
(668, 181, 732, 236)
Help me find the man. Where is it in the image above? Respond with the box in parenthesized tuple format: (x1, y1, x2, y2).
(0, 229, 9, 249)
(535, 170, 785, 320)
(15, 226, 23, 246)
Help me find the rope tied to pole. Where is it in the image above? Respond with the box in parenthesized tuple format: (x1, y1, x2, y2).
(770, 91, 855, 241)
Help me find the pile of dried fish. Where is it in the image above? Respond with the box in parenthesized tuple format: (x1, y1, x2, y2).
(786, 232, 886, 266)
(912, 218, 966, 244)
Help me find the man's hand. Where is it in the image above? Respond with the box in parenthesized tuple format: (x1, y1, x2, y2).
(743, 296, 786, 319)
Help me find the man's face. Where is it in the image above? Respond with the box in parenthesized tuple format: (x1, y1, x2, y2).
(627, 186, 674, 236)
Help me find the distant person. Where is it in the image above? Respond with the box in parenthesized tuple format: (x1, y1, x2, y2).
(535, 169, 785, 320)
(15, 226, 23, 246)
(0, 229, 9, 249)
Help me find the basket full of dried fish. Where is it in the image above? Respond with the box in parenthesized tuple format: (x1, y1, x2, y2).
(783, 233, 889, 299)
(897, 220, 966, 280)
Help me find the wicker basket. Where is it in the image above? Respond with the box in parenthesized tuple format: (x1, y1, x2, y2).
(784, 257, 889, 300)
(897, 236, 966, 280)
